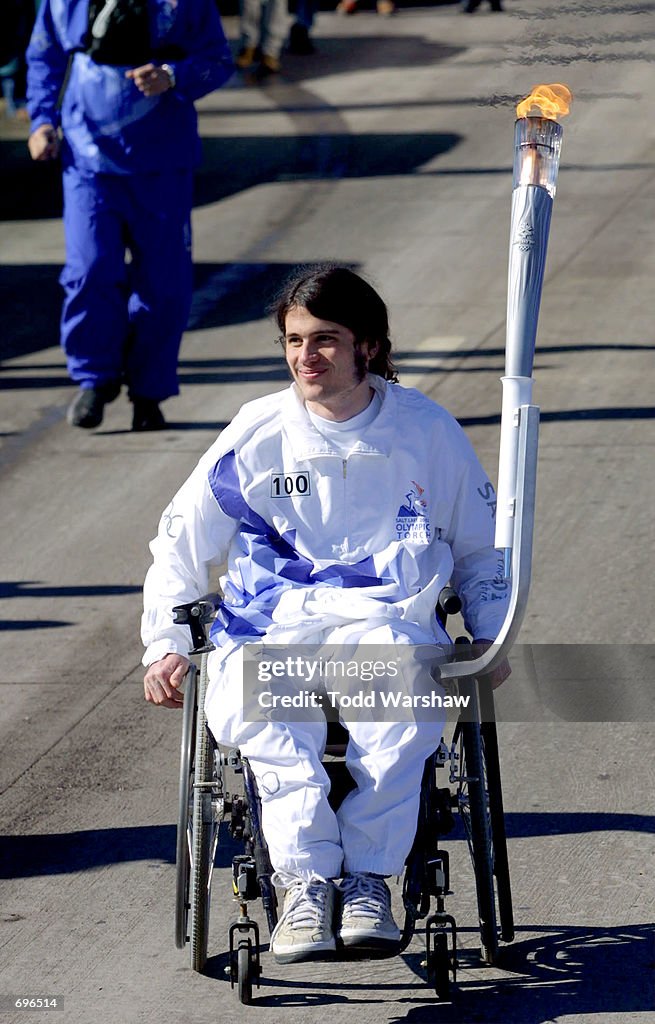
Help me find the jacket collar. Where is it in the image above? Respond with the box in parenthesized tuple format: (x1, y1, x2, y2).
(282, 375, 395, 460)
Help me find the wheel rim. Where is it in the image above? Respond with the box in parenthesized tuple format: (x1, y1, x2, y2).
(189, 657, 219, 972)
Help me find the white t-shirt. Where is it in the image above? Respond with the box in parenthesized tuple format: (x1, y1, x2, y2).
(306, 389, 382, 456)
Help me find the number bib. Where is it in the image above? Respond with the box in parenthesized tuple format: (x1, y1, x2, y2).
(270, 472, 311, 498)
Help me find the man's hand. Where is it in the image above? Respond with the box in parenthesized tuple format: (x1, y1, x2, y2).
(126, 63, 173, 97)
(473, 638, 511, 689)
(144, 653, 190, 709)
(28, 124, 61, 161)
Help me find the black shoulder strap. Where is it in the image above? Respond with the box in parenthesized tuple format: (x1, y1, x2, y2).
(85, 0, 151, 67)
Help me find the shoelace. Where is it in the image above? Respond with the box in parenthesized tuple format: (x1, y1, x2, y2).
(340, 874, 390, 920)
(282, 880, 329, 931)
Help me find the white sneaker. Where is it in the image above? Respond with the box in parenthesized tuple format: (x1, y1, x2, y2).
(270, 878, 336, 963)
(337, 873, 401, 951)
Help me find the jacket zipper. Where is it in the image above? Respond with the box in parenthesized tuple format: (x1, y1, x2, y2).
(342, 459, 349, 552)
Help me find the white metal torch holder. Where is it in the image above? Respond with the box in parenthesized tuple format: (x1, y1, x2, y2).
(440, 115, 562, 683)
(439, 401, 539, 682)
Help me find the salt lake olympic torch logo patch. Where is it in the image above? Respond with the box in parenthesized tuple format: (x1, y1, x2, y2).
(396, 480, 431, 542)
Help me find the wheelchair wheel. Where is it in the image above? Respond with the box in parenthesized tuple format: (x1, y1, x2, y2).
(175, 664, 197, 950)
(237, 941, 254, 1005)
(459, 716, 499, 964)
(189, 655, 220, 973)
(480, 703, 515, 943)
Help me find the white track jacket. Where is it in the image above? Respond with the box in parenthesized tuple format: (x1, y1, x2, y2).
(142, 376, 510, 665)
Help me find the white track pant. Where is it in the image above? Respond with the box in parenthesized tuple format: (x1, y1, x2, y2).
(239, 0, 289, 60)
(204, 622, 446, 882)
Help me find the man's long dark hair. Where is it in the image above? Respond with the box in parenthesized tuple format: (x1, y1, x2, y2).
(272, 264, 398, 382)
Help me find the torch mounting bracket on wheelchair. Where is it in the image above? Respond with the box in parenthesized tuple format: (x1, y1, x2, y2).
(172, 599, 215, 654)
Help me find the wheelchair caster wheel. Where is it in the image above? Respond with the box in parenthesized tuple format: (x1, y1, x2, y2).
(237, 940, 254, 1004)
(427, 931, 450, 1000)
(229, 915, 261, 1003)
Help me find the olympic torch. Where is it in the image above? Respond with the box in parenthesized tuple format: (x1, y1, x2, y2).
(495, 84, 572, 579)
(441, 84, 572, 681)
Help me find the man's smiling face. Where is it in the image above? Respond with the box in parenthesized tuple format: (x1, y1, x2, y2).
(284, 306, 378, 422)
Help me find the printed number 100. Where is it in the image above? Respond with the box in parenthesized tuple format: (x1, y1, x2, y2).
(271, 473, 310, 497)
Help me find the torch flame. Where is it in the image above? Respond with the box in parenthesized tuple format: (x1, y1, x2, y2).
(516, 83, 572, 121)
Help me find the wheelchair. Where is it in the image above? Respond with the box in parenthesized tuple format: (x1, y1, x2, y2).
(172, 590, 514, 1004)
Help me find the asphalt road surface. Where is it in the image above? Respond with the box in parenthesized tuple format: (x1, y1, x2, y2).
(1, 1, 654, 1022)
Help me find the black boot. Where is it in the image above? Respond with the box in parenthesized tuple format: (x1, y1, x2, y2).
(67, 381, 121, 429)
(131, 397, 166, 432)
(289, 23, 314, 55)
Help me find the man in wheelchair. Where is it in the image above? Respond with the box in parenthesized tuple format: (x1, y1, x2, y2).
(142, 265, 510, 965)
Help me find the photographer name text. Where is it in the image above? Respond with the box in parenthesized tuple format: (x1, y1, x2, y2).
(257, 689, 470, 710)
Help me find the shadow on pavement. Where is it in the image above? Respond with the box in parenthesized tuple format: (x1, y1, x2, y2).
(203, 923, 653, 1021)
(459, 407, 655, 428)
(389, 923, 654, 1023)
(194, 131, 461, 207)
(0, 145, 62, 220)
(0, 581, 143, 632)
(4, 814, 652, 1017)
(1, 259, 351, 362)
(0, 129, 461, 223)
(96, 420, 231, 435)
(0, 619, 73, 631)
(0, 582, 142, 599)
(187, 260, 340, 332)
(232, 33, 464, 87)
(0, 823, 230, 877)
(4, 811, 653, 878)
(0, 264, 63, 361)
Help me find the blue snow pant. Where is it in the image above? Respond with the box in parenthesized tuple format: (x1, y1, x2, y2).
(60, 165, 194, 401)
(294, 0, 316, 29)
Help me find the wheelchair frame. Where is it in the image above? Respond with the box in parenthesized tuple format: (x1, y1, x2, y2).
(172, 595, 515, 1004)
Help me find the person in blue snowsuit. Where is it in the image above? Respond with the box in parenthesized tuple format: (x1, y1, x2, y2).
(26, 0, 234, 431)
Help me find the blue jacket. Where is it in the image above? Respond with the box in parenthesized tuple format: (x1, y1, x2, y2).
(27, 0, 234, 174)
